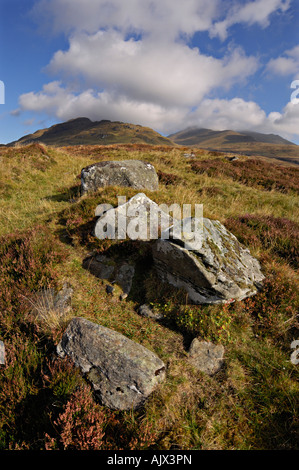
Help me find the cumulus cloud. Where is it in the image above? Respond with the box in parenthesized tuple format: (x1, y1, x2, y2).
(18, 81, 186, 131)
(267, 44, 299, 76)
(14, 0, 298, 142)
(32, 0, 220, 38)
(211, 0, 292, 40)
(45, 30, 258, 108)
(18, 81, 299, 140)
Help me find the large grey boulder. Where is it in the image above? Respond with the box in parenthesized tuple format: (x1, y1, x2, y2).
(152, 217, 264, 304)
(188, 339, 225, 376)
(94, 193, 174, 241)
(57, 317, 166, 410)
(92, 193, 264, 303)
(81, 160, 159, 194)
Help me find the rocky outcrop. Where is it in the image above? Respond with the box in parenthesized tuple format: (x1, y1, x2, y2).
(94, 193, 173, 241)
(81, 160, 159, 194)
(93, 193, 264, 304)
(57, 317, 166, 410)
(152, 217, 264, 304)
(188, 339, 225, 376)
(83, 254, 135, 296)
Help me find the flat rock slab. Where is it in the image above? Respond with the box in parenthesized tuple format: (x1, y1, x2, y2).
(152, 217, 265, 304)
(81, 160, 159, 194)
(188, 339, 225, 376)
(57, 317, 166, 410)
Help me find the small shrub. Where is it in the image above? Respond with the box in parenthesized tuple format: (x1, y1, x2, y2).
(157, 170, 180, 186)
(241, 267, 298, 342)
(46, 384, 107, 450)
(225, 214, 299, 268)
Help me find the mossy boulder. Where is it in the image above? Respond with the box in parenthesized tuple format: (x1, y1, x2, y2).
(81, 160, 159, 194)
(152, 217, 265, 304)
(57, 317, 166, 410)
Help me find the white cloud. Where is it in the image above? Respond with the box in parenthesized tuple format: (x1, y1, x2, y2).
(186, 97, 299, 140)
(268, 101, 299, 135)
(46, 30, 258, 108)
(17, 82, 299, 141)
(18, 1, 260, 131)
(18, 81, 186, 132)
(267, 44, 299, 76)
(185, 98, 267, 131)
(14, 0, 298, 142)
(211, 0, 291, 40)
(32, 0, 221, 38)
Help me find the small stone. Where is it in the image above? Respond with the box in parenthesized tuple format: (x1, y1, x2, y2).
(138, 304, 163, 320)
(83, 255, 135, 297)
(188, 338, 225, 376)
(106, 284, 115, 295)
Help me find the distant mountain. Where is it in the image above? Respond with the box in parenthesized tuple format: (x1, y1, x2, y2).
(8, 118, 174, 147)
(168, 127, 299, 165)
(168, 127, 295, 147)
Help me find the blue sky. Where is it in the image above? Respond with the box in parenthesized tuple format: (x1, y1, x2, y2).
(0, 0, 298, 144)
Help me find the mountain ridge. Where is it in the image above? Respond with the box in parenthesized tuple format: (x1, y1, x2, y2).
(7, 117, 174, 148)
(168, 127, 296, 146)
(168, 127, 299, 165)
(5, 118, 299, 165)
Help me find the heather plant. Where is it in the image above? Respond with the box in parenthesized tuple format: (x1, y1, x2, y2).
(45, 380, 161, 450)
(241, 264, 298, 343)
(225, 214, 299, 268)
(191, 158, 299, 194)
(46, 384, 107, 450)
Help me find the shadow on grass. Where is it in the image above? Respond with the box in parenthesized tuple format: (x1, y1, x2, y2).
(43, 184, 82, 204)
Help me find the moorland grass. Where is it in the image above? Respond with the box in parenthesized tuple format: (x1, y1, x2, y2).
(0, 143, 298, 450)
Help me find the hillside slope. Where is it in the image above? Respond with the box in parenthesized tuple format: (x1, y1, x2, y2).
(0, 142, 298, 450)
(168, 128, 299, 165)
(8, 117, 174, 147)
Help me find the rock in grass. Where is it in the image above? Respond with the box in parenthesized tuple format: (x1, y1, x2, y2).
(81, 160, 159, 194)
(57, 317, 166, 410)
(138, 304, 163, 320)
(152, 217, 264, 304)
(188, 339, 225, 376)
(83, 254, 135, 296)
